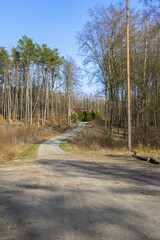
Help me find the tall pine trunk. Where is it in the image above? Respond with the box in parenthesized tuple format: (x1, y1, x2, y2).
(13, 63, 18, 120)
(20, 67, 24, 123)
(3, 65, 7, 119)
(25, 58, 30, 124)
(44, 65, 49, 123)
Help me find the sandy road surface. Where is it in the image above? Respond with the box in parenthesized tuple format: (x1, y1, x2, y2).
(0, 125, 160, 240)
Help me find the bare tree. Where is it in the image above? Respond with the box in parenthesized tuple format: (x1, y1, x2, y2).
(63, 57, 80, 127)
(77, 4, 126, 138)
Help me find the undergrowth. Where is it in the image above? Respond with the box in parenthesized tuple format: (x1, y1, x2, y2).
(0, 123, 72, 164)
(67, 120, 160, 158)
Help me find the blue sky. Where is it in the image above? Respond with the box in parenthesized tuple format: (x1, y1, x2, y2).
(0, 0, 143, 93)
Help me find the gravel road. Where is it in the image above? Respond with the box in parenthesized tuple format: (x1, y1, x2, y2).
(38, 122, 86, 155)
(0, 124, 160, 240)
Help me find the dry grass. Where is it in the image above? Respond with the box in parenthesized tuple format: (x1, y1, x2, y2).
(67, 120, 160, 159)
(0, 126, 47, 164)
(0, 121, 74, 165)
(68, 120, 126, 150)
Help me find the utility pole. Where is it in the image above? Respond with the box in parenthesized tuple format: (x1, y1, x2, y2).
(127, 0, 131, 150)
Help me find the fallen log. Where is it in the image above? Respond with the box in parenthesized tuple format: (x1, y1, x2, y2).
(132, 151, 159, 164)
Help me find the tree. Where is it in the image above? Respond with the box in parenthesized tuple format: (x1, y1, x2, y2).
(34, 43, 42, 126)
(41, 44, 51, 123)
(11, 47, 20, 120)
(0, 36, 83, 128)
(63, 57, 80, 127)
(0, 47, 9, 119)
(49, 49, 62, 123)
(17, 35, 35, 124)
(77, 4, 126, 138)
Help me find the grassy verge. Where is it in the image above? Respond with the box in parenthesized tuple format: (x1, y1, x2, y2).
(1, 137, 56, 166)
(18, 144, 38, 158)
(18, 133, 62, 160)
(17, 139, 46, 159)
(0, 122, 78, 166)
(59, 140, 79, 153)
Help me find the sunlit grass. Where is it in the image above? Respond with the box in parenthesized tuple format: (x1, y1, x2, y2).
(18, 142, 41, 159)
(59, 141, 79, 153)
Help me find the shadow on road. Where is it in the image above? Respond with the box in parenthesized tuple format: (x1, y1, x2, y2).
(0, 155, 160, 240)
(37, 158, 160, 187)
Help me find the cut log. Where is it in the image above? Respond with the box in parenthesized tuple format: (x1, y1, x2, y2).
(132, 151, 159, 164)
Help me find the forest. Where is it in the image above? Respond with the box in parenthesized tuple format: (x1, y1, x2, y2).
(0, 36, 105, 126)
(0, 0, 160, 157)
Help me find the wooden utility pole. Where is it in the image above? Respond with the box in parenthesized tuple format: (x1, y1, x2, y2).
(127, 0, 131, 150)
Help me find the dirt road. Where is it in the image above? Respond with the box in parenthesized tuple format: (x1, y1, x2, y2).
(0, 125, 160, 240)
(38, 122, 86, 155)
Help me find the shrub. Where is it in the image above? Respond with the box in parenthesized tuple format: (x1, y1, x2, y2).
(78, 109, 87, 121)
(76, 108, 102, 122)
(87, 111, 102, 121)
(87, 112, 93, 121)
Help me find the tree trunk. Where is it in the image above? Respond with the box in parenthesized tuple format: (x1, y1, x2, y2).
(20, 67, 24, 123)
(8, 67, 12, 125)
(143, 31, 148, 141)
(1, 75, 4, 115)
(13, 63, 18, 120)
(105, 85, 108, 130)
(51, 69, 54, 123)
(37, 63, 40, 127)
(30, 74, 32, 125)
(4, 66, 7, 119)
(68, 89, 71, 127)
(25, 58, 30, 124)
(44, 65, 49, 123)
